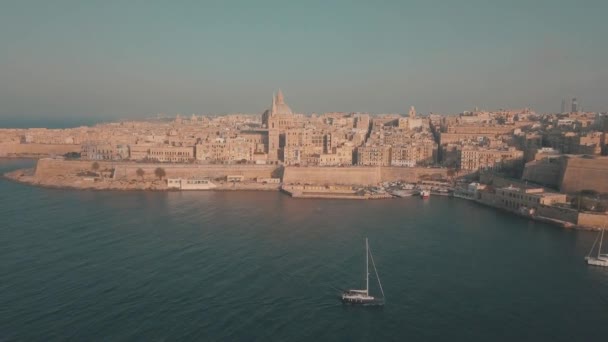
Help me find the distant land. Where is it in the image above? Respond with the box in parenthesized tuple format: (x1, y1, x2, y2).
(0, 116, 106, 129)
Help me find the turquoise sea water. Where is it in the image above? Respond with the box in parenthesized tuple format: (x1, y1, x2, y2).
(1, 158, 607, 341)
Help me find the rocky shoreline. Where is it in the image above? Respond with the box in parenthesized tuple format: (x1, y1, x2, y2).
(3, 168, 280, 192)
(4, 168, 168, 191)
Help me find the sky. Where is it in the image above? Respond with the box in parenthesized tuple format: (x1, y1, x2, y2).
(0, 0, 607, 123)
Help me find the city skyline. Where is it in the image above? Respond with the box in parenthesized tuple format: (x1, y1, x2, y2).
(3, 2, 608, 339)
(1, 0, 607, 121)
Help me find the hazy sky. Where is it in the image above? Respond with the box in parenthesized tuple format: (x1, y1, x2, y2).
(1, 0, 606, 121)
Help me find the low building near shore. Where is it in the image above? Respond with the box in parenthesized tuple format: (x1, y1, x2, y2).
(480, 186, 567, 214)
(167, 178, 217, 190)
(453, 182, 486, 200)
(472, 185, 608, 228)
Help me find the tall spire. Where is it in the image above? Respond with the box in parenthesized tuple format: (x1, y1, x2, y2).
(269, 89, 293, 116)
(276, 89, 285, 104)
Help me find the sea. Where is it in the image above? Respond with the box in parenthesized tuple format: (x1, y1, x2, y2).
(1, 158, 608, 341)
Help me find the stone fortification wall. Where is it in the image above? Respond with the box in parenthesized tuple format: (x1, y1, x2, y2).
(116, 164, 277, 181)
(35, 160, 447, 186)
(577, 213, 608, 229)
(34, 159, 278, 181)
(535, 205, 579, 224)
(0, 143, 80, 157)
(560, 156, 608, 194)
(479, 172, 530, 189)
(34, 158, 108, 178)
(522, 158, 564, 189)
(282, 166, 448, 185)
(382, 167, 447, 183)
(283, 167, 381, 185)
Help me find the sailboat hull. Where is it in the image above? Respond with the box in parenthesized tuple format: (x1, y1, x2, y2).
(585, 256, 608, 267)
(341, 296, 384, 306)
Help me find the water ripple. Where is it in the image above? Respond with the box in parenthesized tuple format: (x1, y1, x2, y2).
(1, 159, 608, 341)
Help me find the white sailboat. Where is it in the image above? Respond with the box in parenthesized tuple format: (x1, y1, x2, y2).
(341, 238, 385, 305)
(585, 226, 608, 267)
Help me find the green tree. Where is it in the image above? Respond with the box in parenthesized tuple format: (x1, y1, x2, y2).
(136, 168, 145, 181)
(572, 190, 598, 212)
(154, 167, 166, 180)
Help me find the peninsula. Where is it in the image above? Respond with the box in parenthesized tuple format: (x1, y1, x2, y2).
(2, 91, 607, 229)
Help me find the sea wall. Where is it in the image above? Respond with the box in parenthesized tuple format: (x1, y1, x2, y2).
(0, 143, 80, 157)
(535, 205, 579, 224)
(577, 212, 608, 229)
(115, 163, 278, 181)
(282, 166, 447, 185)
(381, 167, 447, 183)
(34, 158, 109, 178)
(34, 158, 279, 181)
(282, 167, 381, 185)
(34, 159, 448, 186)
(479, 172, 530, 189)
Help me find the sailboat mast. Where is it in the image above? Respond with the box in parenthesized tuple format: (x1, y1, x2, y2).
(599, 228, 604, 258)
(366, 238, 369, 296)
(588, 231, 601, 258)
(368, 243, 385, 300)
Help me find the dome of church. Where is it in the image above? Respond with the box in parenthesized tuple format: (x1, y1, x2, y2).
(274, 103, 293, 115)
(271, 90, 293, 115)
